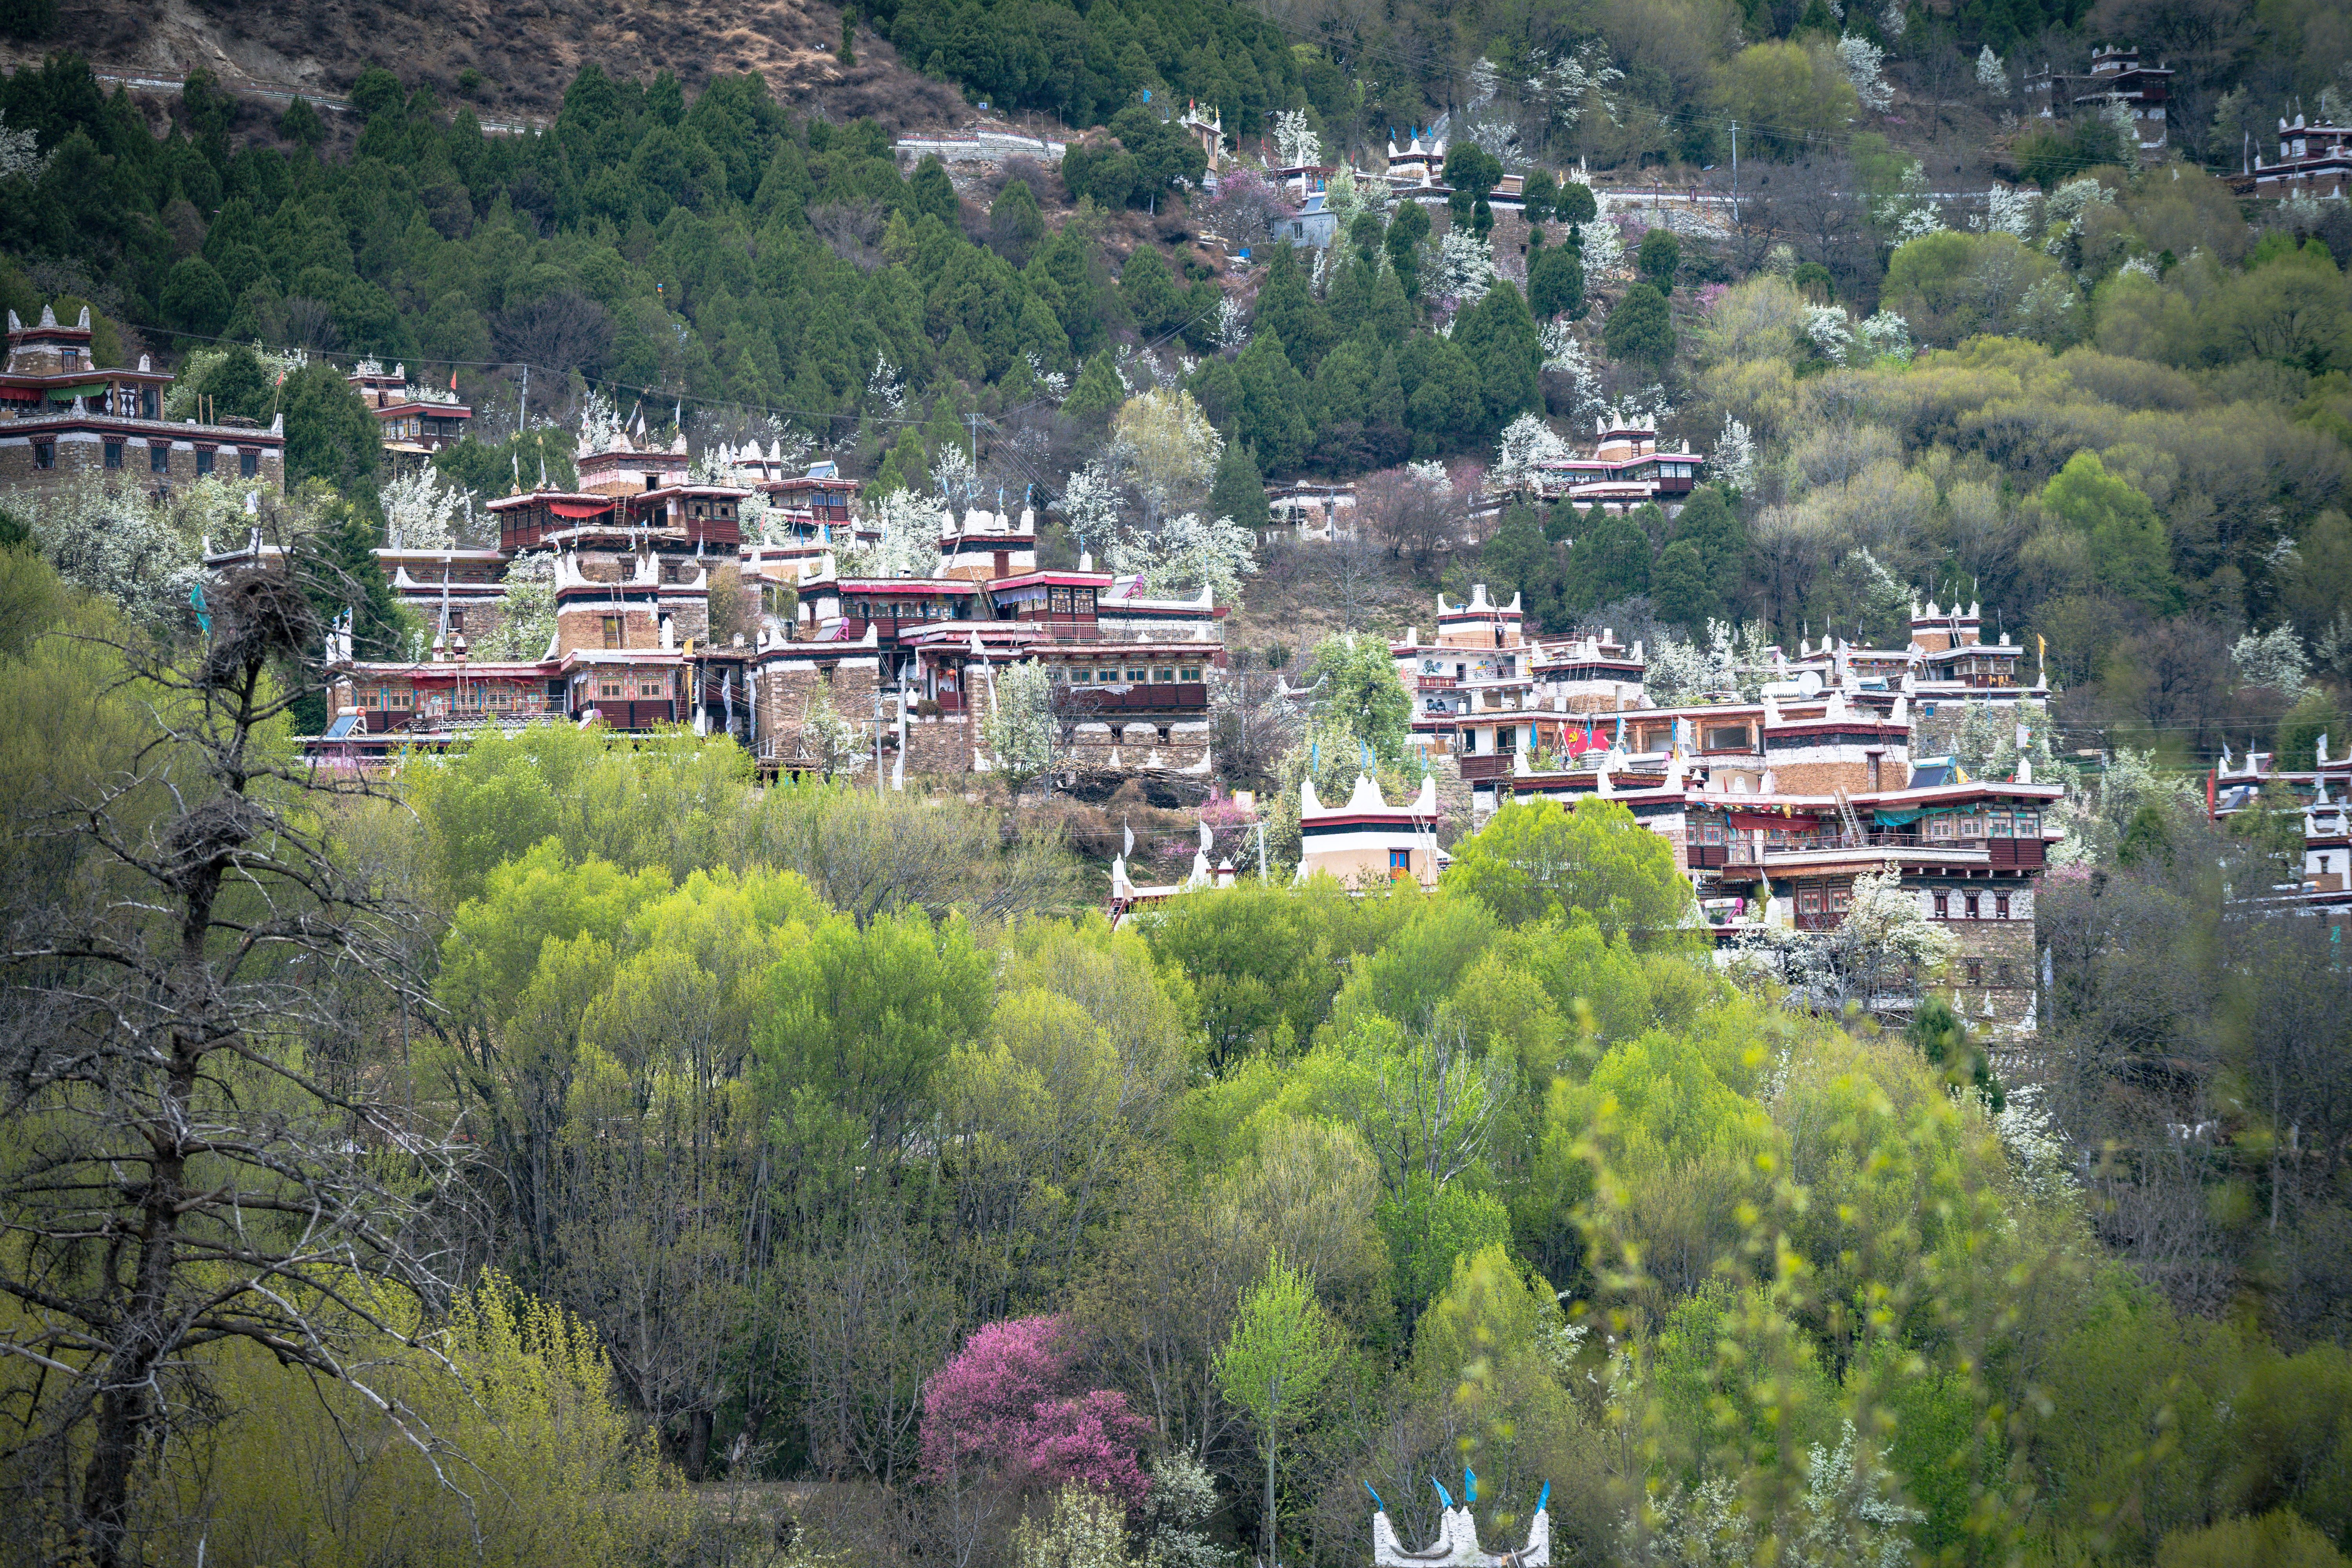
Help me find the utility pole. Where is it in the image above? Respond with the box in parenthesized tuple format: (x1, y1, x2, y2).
(1729, 122, 1738, 214)
(873, 685, 885, 797)
(518, 363, 529, 436)
(967, 412, 980, 475)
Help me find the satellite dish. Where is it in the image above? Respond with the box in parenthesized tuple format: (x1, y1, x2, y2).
(1797, 670, 1822, 697)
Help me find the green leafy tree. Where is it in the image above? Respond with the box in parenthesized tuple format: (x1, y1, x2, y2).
(1443, 797, 1694, 941)
(1308, 631, 1412, 763)
(1566, 507, 1652, 609)
(1215, 1255, 1343, 1568)
(1553, 181, 1597, 224)
(1602, 281, 1675, 372)
(2276, 687, 2344, 771)
(1670, 484, 1745, 575)
(2040, 451, 2180, 614)
(909, 154, 959, 225)
(1234, 330, 1313, 473)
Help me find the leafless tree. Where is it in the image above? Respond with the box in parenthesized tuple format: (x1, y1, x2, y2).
(281, 294, 343, 352)
(1357, 465, 1462, 572)
(796, 1220, 959, 1485)
(1211, 667, 1306, 790)
(1312, 527, 1389, 632)
(809, 198, 892, 272)
(494, 289, 614, 378)
(0, 561, 463, 1567)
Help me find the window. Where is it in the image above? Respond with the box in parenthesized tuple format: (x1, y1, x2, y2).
(1989, 811, 2012, 837)
(599, 673, 623, 698)
(1180, 666, 1203, 682)
(447, 609, 465, 635)
(1995, 893, 2010, 919)
(1704, 723, 1752, 750)
(1933, 891, 1949, 919)
(1156, 725, 1171, 744)
(1799, 887, 1823, 915)
(1125, 668, 1148, 683)
(192, 446, 213, 477)
(103, 441, 122, 469)
(602, 616, 623, 650)
(1049, 588, 1073, 613)
(1068, 668, 1091, 684)
(1153, 667, 1176, 683)
(32, 441, 53, 470)
(2014, 811, 2038, 837)
(1964, 893, 1980, 919)
(61, 348, 78, 370)
(638, 675, 667, 698)
(1390, 849, 1411, 871)
(239, 450, 258, 478)
(1965, 960, 1983, 984)
(1702, 820, 1724, 846)
(1098, 668, 1118, 682)
(1927, 815, 1953, 840)
(149, 445, 169, 474)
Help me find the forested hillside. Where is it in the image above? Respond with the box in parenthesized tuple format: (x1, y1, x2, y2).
(4, 567, 2349, 1567)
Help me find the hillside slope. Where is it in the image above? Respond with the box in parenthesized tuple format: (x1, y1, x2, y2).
(1, 0, 971, 131)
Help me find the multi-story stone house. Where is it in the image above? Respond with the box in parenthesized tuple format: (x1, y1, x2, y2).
(0, 303, 285, 508)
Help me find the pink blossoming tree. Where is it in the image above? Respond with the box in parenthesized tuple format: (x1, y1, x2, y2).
(921, 1314, 1152, 1508)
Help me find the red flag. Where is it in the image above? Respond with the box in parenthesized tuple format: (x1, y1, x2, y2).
(449, 368, 458, 391)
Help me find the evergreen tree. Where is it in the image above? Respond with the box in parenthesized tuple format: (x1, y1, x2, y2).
(1210, 439, 1270, 528)
(1602, 282, 1675, 373)
(1651, 539, 1717, 632)
(279, 362, 386, 494)
(1250, 245, 1333, 372)
(1234, 329, 1313, 472)
(1064, 351, 1125, 421)
(1567, 508, 1652, 608)
(1368, 349, 1408, 465)
(1670, 484, 1746, 579)
(1385, 201, 1430, 299)
(1120, 245, 1187, 341)
(1637, 228, 1681, 294)
(910, 155, 960, 226)
(1528, 245, 1585, 321)
(1404, 336, 1481, 457)
(1367, 265, 1415, 341)
(1452, 279, 1543, 438)
(987, 176, 1045, 265)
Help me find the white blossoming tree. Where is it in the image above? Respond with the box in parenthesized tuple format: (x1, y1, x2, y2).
(479, 551, 556, 659)
(1976, 45, 2009, 97)
(1857, 310, 1913, 361)
(1492, 412, 1573, 490)
(845, 489, 947, 578)
(1715, 416, 1758, 490)
(1524, 41, 1624, 140)
(1837, 35, 1894, 114)
(1738, 867, 1954, 1014)
(2232, 624, 2312, 694)
(1270, 109, 1320, 168)
(1433, 227, 1499, 310)
(2043, 176, 2114, 255)
(1108, 512, 1259, 603)
(380, 466, 467, 549)
(1058, 459, 1127, 557)
(1976, 183, 2041, 240)
(1642, 632, 1717, 706)
(1802, 304, 1857, 365)
(0, 108, 48, 181)
(984, 658, 1061, 809)
(31, 470, 207, 626)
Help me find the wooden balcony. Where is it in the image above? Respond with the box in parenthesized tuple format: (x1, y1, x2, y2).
(1054, 682, 1209, 715)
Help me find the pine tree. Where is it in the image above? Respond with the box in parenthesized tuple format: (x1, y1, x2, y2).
(1670, 484, 1746, 581)
(1651, 538, 1718, 632)
(1064, 352, 1125, 421)
(1368, 348, 1408, 465)
(1210, 439, 1270, 528)
(1529, 245, 1585, 320)
(910, 155, 959, 226)
(1452, 279, 1542, 437)
(1602, 282, 1675, 372)
(1120, 245, 1186, 341)
(1250, 245, 1333, 371)
(1234, 329, 1313, 472)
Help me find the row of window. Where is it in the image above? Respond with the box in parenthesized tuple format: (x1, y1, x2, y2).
(35, 441, 259, 477)
(1057, 666, 1205, 684)
(849, 599, 971, 621)
(1933, 891, 2014, 920)
(596, 673, 674, 699)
